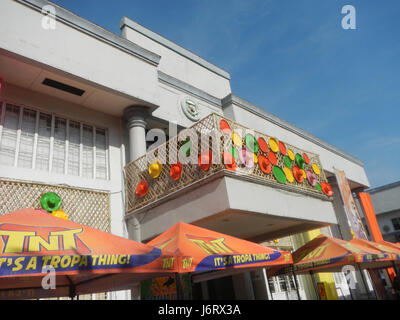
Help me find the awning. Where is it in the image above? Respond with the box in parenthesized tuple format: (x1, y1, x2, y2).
(267, 235, 392, 277)
(0, 208, 173, 299)
(146, 222, 293, 275)
(350, 238, 400, 262)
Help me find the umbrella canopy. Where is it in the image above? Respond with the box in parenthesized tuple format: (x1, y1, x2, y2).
(350, 238, 400, 262)
(0, 208, 173, 299)
(146, 222, 293, 274)
(267, 235, 391, 277)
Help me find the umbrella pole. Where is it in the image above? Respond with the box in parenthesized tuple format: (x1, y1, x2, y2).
(292, 271, 301, 300)
(358, 264, 372, 300)
(392, 261, 399, 277)
(309, 271, 320, 300)
(175, 273, 184, 300)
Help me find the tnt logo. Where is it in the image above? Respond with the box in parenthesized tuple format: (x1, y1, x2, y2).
(185, 234, 235, 255)
(297, 243, 331, 261)
(0, 224, 90, 254)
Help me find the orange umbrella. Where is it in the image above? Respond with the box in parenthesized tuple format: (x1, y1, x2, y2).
(268, 235, 390, 277)
(350, 238, 400, 262)
(0, 208, 174, 299)
(147, 222, 292, 274)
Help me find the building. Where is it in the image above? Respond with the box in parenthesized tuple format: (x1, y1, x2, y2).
(0, 0, 378, 300)
(364, 181, 400, 243)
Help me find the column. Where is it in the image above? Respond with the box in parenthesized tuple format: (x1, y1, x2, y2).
(123, 105, 151, 243)
(123, 106, 149, 162)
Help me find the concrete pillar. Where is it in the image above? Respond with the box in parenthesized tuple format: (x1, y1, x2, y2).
(123, 106, 150, 300)
(123, 106, 149, 162)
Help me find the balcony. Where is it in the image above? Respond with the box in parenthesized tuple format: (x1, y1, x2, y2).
(124, 113, 337, 242)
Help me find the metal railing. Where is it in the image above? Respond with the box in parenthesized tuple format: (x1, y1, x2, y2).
(124, 113, 330, 214)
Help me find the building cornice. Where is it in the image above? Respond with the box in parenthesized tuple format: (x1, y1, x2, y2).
(120, 16, 231, 80)
(158, 71, 222, 108)
(14, 0, 161, 66)
(366, 180, 400, 194)
(222, 93, 364, 167)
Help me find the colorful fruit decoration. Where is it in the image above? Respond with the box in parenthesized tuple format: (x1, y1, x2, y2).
(219, 119, 231, 134)
(40, 192, 69, 220)
(292, 166, 304, 183)
(258, 154, 272, 173)
(232, 131, 242, 147)
(52, 210, 69, 220)
(40, 192, 62, 213)
(301, 169, 307, 179)
(251, 152, 258, 164)
(198, 150, 212, 171)
(267, 150, 277, 166)
(136, 180, 149, 198)
(287, 149, 295, 161)
(302, 153, 310, 165)
(272, 166, 287, 184)
(284, 155, 292, 169)
(295, 153, 306, 170)
(312, 163, 320, 175)
(315, 183, 322, 192)
(306, 170, 317, 187)
(283, 166, 294, 183)
(170, 162, 183, 181)
(238, 147, 254, 168)
(245, 133, 259, 153)
(148, 160, 163, 179)
(257, 137, 269, 153)
(228, 146, 239, 161)
(269, 138, 279, 153)
(320, 182, 333, 197)
(223, 151, 236, 172)
(278, 141, 287, 156)
(180, 137, 191, 157)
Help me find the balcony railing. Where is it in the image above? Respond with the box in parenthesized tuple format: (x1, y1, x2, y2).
(124, 113, 331, 214)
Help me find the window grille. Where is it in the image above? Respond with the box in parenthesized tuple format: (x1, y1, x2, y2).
(0, 102, 109, 180)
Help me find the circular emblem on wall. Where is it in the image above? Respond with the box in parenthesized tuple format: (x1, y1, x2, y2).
(180, 96, 200, 121)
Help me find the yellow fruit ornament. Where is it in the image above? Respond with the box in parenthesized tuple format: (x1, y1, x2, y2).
(51, 209, 69, 220)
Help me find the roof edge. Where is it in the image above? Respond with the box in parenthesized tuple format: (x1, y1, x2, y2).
(120, 16, 231, 80)
(222, 93, 364, 167)
(366, 180, 400, 194)
(14, 0, 161, 66)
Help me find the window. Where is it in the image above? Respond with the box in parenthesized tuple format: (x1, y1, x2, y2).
(267, 277, 276, 294)
(392, 217, 400, 231)
(0, 102, 108, 180)
(278, 276, 288, 291)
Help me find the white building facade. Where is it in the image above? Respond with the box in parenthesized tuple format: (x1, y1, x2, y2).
(364, 181, 400, 243)
(0, 0, 375, 300)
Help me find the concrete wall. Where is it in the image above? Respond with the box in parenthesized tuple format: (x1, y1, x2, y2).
(376, 210, 400, 236)
(0, 83, 127, 239)
(0, 0, 159, 108)
(151, 81, 223, 129)
(121, 17, 231, 99)
(136, 175, 337, 241)
(368, 182, 400, 215)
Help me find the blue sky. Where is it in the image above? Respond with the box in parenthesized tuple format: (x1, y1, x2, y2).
(52, 0, 400, 189)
